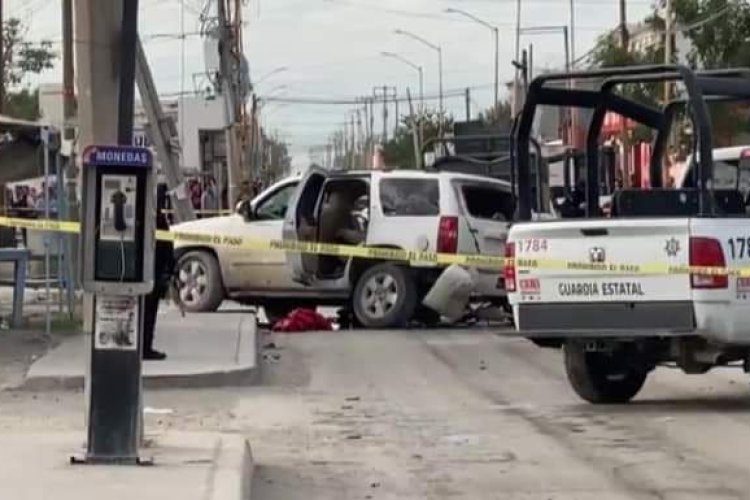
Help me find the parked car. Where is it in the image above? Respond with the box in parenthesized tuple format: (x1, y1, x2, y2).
(173, 168, 514, 327)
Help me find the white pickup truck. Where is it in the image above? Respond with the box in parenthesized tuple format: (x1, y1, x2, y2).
(506, 65, 750, 404)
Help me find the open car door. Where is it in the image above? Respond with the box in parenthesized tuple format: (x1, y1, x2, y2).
(282, 167, 328, 285)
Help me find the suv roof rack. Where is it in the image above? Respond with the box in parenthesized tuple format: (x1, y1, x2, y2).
(514, 65, 750, 221)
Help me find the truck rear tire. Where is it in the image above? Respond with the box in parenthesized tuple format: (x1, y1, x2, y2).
(564, 342, 648, 404)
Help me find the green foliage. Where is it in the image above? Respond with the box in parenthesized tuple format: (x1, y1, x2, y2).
(672, 0, 750, 143)
(382, 109, 452, 168)
(5, 88, 38, 120)
(478, 101, 512, 127)
(3, 18, 56, 88)
(263, 136, 292, 182)
(590, 16, 665, 107)
(672, 0, 750, 69)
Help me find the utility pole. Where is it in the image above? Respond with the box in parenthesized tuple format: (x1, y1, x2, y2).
(382, 85, 388, 143)
(465, 88, 471, 121)
(0, 0, 4, 113)
(216, 0, 242, 205)
(407, 88, 421, 169)
(350, 114, 356, 169)
(513, 0, 522, 117)
(62, 0, 77, 306)
(393, 90, 399, 139)
(619, 0, 629, 49)
(135, 39, 194, 222)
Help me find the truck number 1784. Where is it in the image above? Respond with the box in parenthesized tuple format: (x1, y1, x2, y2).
(727, 237, 750, 260)
(519, 238, 549, 253)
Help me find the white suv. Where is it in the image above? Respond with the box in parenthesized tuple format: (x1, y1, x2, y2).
(282, 167, 514, 328)
(172, 168, 513, 327)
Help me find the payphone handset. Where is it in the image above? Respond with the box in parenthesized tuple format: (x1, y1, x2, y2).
(80, 145, 155, 296)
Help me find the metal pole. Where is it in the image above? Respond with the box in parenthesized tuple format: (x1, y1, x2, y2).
(465, 88, 471, 121)
(407, 88, 421, 169)
(513, 0, 522, 116)
(564, 26, 572, 145)
(438, 46, 444, 130)
(62, 0, 77, 318)
(117, 0, 139, 145)
(394, 89, 399, 139)
(418, 67, 424, 149)
(382, 85, 388, 143)
(569, 0, 578, 148)
(665, 0, 673, 102)
(493, 27, 499, 110)
(43, 129, 51, 338)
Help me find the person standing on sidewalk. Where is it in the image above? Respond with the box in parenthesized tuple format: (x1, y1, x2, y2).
(142, 185, 173, 360)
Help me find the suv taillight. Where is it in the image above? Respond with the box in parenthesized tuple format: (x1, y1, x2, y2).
(690, 237, 728, 289)
(437, 216, 458, 254)
(504, 242, 516, 292)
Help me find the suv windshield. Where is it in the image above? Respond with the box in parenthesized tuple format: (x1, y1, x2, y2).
(380, 178, 439, 216)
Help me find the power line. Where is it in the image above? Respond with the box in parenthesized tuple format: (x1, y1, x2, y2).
(263, 85, 493, 106)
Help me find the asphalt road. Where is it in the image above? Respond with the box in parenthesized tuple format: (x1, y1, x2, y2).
(6, 317, 750, 499)
(246, 327, 750, 500)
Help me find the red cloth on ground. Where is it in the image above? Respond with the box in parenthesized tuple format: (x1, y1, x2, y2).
(272, 308, 333, 332)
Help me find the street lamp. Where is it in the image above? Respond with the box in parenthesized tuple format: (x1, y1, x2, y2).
(519, 26, 572, 144)
(380, 52, 424, 116)
(263, 84, 289, 97)
(444, 8, 499, 111)
(519, 26, 570, 72)
(393, 29, 443, 122)
(255, 66, 289, 86)
(381, 51, 425, 155)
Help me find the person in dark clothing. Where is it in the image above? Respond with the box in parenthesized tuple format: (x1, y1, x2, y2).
(142, 185, 174, 360)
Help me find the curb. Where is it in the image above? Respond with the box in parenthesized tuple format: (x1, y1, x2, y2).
(209, 435, 255, 500)
(20, 315, 261, 391)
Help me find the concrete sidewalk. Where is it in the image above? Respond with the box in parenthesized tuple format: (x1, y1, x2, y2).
(23, 306, 260, 390)
(0, 431, 252, 500)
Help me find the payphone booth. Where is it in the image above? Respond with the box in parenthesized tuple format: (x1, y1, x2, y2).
(77, 145, 155, 464)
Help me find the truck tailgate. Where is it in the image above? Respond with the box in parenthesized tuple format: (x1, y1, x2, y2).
(509, 219, 693, 333)
(690, 218, 750, 344)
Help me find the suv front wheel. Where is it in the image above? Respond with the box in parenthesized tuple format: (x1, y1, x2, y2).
(352, 263, 417, 329)
(176, 250, 225, 313)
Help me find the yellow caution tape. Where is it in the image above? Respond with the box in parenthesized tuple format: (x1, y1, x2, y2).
(2, 216, 749, 277)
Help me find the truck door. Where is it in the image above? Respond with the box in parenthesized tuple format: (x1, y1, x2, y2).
(282, 167, 328, 285)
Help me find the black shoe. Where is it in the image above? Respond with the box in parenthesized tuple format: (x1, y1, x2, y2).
(143, 349, 167, 360)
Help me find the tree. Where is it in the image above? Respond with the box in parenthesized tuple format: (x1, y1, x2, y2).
(382, 110, 452, 168)
(478, 101, 512, 128)
(1, 18, 56, 118)
(672, 0, 750, 69)
(671, 0, 750, 144)
(5, 88, 38, 120)
(589, 15, 665, 108)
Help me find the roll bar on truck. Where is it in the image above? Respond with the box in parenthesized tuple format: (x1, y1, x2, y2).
(505, 65, 750, 404)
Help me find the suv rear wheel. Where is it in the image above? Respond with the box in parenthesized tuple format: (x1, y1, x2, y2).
(352, 263, 417, 329)
(564, 341, 649, 404)
(176, 251, 224, 313)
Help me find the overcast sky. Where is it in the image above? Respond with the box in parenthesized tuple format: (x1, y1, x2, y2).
(7, 0, 654, 167)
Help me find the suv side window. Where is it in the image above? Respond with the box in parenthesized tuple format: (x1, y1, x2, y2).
(254, 183, 298, 220)
(380, 178, 439, 216)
